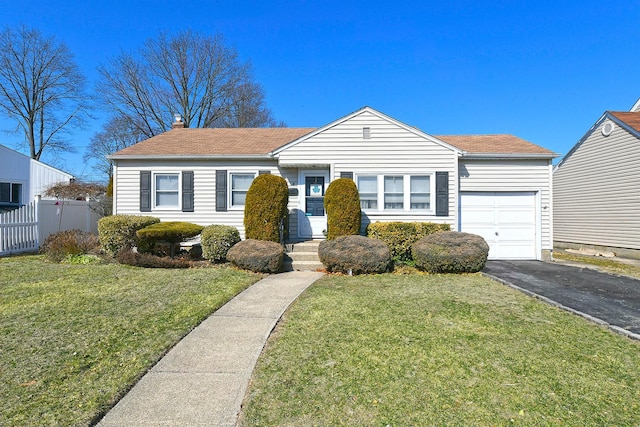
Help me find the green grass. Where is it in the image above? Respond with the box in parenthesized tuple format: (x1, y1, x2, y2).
(553, 251, 640, 280)
(241, 273, 640, 426)
(0, 255, 260, 426)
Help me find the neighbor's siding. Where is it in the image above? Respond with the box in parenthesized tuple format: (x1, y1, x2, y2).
(30, 160, 74, 200)
(0, 145, 30, 204)
(113, 158, 284, 238)
(459, 159, 553, 251)
(553, 121, 640, 250)
(277, 109, 458, 227)
(0, 145, 73, 203)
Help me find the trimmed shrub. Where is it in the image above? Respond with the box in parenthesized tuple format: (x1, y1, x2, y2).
(116, 248, 191, 268)
(244, 174, 289, 242)
(40, 230, 100, 263)
(367, 221, 451, 264)
(201, 224, 241, 262)
(324, 178, 361, 240)
(98, 215, 160, 256)
(136, 221, 204, 257)
(227, 239, 284, 273)
(318, 235, 392, 275)
(412, 231, 489, 273)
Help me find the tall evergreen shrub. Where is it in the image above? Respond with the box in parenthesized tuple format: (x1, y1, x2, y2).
(324, 178, 361, 240)
(244, 174, 289, 242)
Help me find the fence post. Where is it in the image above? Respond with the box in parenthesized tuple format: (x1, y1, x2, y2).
(35, 195, 41, 248)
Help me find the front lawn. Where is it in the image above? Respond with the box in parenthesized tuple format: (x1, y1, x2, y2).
(0, 255, 259, 426)
(241, 273, 640, 426)
(553, 251, 640, 280)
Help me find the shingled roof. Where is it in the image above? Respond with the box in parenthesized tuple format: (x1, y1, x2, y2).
(436, 134, 556, 156)
(609, 111, 640, 133)
(111, 127, 555, 158)
(112, 128, 316, 157)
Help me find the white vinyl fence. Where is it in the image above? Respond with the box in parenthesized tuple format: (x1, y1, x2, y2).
(0, 196, 101, 256)
(0, 200, 38, 255)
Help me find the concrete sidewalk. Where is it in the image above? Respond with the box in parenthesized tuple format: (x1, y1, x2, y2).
(97, 271, 324, 427)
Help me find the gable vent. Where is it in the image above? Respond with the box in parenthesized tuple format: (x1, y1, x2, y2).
(363, 127, 371, 139)
(602, 120, 614, 137)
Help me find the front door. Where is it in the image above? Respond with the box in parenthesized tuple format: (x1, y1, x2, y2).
(299, 171, 329, 238)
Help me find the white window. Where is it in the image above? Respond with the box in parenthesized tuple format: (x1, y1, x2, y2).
(357, 174, 433, 212)
(231, 173, 256, 207)
(0, 182, 22, 205)
(384, 176, 404, 210)
(410, 176, 430, 209)
(357, 176, 378, 209)
(155, 174, 179, 208)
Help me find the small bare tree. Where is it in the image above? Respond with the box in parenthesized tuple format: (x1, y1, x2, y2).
(97, 30, 279, 137)
(84, 116, 146, 180)
(0, 26, 89, 160)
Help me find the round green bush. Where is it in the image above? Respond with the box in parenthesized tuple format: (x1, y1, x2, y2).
(136, 221, 204, 257)
(201, 224, 241, 262)
(98, 215, 160, 256)
(324, 178, 361, 240)
(412, 231, 489, 273)
(367, 221, 451, 263)
(227, 239, 284, 273)
(244, 174, 289, 242)
(318, 235, 392, 275)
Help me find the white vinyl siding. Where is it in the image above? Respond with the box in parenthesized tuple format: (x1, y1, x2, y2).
(554, 120, 640, 250)
(113, 160, 282, 238)
(459, 159, 553, 257)
(277, 109, 457, 226)
(0, 144, 73, 203)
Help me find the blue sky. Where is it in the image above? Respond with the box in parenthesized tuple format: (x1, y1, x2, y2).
(1, 0, 639, 181)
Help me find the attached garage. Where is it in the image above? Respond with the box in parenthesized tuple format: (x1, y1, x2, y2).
(459, 191, 538, 260)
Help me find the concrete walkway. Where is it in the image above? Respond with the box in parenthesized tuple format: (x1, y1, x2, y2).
(97, 271, 324, 427)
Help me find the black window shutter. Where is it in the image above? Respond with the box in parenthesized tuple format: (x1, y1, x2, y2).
(140, 171, 151, 212)
(182, 171, 194, 212)
(216, 170, 227, 212)
(340, 171, 354, 180)
(435, 171, 449, 216)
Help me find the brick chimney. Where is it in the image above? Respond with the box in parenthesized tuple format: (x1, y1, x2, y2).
(172, 113, 185, 129)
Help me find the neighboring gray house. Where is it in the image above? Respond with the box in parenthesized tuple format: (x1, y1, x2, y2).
(554, 102, 640, 258)
(0, 144, 74, 212)
(110, 107, 557, 260)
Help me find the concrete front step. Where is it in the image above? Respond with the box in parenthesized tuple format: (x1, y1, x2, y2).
(284, 240, 323, 271)
(287, 251, 320, 261)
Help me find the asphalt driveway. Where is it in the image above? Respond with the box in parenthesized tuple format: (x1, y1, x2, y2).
(483, 260, 640, 338)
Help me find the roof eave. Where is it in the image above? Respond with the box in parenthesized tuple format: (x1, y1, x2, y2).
(108, 154, 274, 161)
(460, 153, 559, 160)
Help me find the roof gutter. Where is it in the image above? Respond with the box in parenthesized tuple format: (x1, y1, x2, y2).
(460, 152, 559, 160)
(108, 154, 274, 161)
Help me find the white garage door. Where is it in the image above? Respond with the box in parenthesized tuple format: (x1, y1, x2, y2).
(460, 192, 537, 260)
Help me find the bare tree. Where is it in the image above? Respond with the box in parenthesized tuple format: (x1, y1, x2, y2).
(0, 26, 89, 160)
(84, 116, 146, 179)
(212, 80, 284, 128)
(97, 30, 278, 138)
